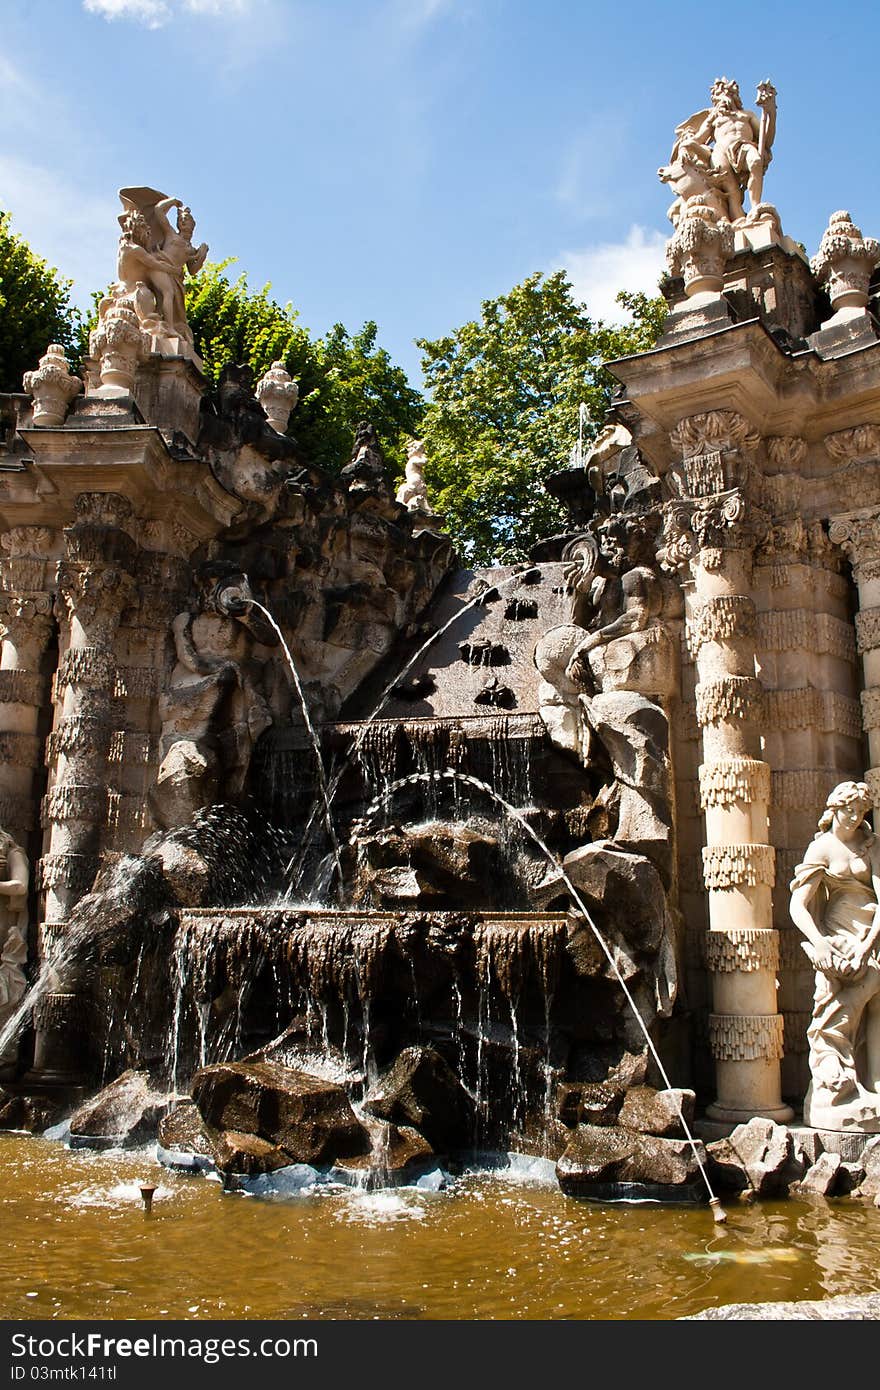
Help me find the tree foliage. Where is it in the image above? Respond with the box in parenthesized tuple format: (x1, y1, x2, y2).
(416, 272, 666, 564)
(0, 210, 81, 394)
(184, 263, 422, 476)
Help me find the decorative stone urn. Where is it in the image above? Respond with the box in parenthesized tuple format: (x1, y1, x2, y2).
(88, 302, 147, 396)
(255, 360, 298, 434)
(665, 197, 735, 299)
(22, 344, 82, 426)
(812, 211, 880, 321)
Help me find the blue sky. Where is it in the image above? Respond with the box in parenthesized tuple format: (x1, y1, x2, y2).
(3, 0, 880, 386)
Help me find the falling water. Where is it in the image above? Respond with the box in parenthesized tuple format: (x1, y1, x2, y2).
(280, 567, 532, 892)
(361, 768, 723, 1210)
(247, 601, 344, 896)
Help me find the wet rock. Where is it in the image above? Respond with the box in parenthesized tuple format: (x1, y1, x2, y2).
(789, 1151, 843, 1199)
(211, 1129, 291, 1177)
(853, 1136, 880, 1199)
(555, 1081, 621, 1128)
(706, 1119, 803, 1197)
(157, 1099, 213, 1157)
(191, 1060, 371, 1169)
(0, 1090, 67, 1134)
(68, 1070, 170, 1149)
(507, 1117, 571, 1160)
(556, 1123, 705, 1194)
(330, 1124, 435, 1186)
(363, 1045, 475, 1151)
(618, 1086, 695, 1139)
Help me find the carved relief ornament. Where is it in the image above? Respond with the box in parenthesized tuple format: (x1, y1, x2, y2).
(702, 842, 776, 889)
(825, 424, 880, 463)
(708, 1012, 784, 1061)
(686, 594, 756, 655)
(670, 410, 761, 459)
(828, 512, 880, 582)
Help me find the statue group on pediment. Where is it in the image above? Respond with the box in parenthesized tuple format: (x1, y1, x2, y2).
(658, 76, 777, 231)
(91, 186, 208, 370)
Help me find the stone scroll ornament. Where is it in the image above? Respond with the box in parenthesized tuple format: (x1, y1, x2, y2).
(789, 781, 880, 1131)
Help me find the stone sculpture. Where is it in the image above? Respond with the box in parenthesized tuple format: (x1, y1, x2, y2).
(153, 567, 274, 828)
(534, 512, 675, 761)
(0, 829, 29, 1072)
(790, 782, 880, 1131)
(659, 77, 777, 227)
(396, 440, 437, 516)
(91, 187, 208, 377)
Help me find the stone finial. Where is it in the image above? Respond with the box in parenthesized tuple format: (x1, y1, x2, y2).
(255, 360, 299, 435)
(665, 197, 735, 298)
(89, 302, 148, 396)
(812, 211, 880, 321)
(396, 439, 436, 514)
(22, 345, 83, 427)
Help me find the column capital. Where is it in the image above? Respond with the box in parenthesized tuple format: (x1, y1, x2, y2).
(828, 509, 880, 582)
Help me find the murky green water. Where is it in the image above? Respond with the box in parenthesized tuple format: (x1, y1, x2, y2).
(2, 1133, 878, 1320)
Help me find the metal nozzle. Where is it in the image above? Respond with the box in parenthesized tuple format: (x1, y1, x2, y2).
(709, 1196, 727, 1224)
(139, 1183, 157, 1214)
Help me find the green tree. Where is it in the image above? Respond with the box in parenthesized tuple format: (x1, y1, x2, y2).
(0, 210, 81, 393)
(184, 262, 422, 475)
(417, 272, 666, 564)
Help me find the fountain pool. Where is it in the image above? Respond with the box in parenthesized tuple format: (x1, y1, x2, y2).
(2, 1132, 879, 1321)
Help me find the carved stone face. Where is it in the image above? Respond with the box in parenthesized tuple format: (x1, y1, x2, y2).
(178, 208, 195, 238)
(123, 211, 151, 248)
(710, 78, 741, 110)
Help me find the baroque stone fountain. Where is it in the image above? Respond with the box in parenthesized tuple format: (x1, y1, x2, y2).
(3, 87, 880, 1208)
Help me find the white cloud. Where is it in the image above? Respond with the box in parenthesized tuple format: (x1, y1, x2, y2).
(559, 225, 668, 322)
(83, 0, 171, 25)
(0, 156, 119, 314)
(83, 0, 252, 25)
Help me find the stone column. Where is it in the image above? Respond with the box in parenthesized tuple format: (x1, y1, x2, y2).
(827, 508, 880, 807)
(31, 494, 137, 1083)
(667, 411, 792, 1124)
(0, 529, 56, 843)
(0, 529, 56, 1072)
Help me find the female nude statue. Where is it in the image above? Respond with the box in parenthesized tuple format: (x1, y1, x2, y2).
(790, 781, 880, 1130)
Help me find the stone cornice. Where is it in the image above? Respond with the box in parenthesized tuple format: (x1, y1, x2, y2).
(606, 316, 880, 480)
(6, 425, 241, 538)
